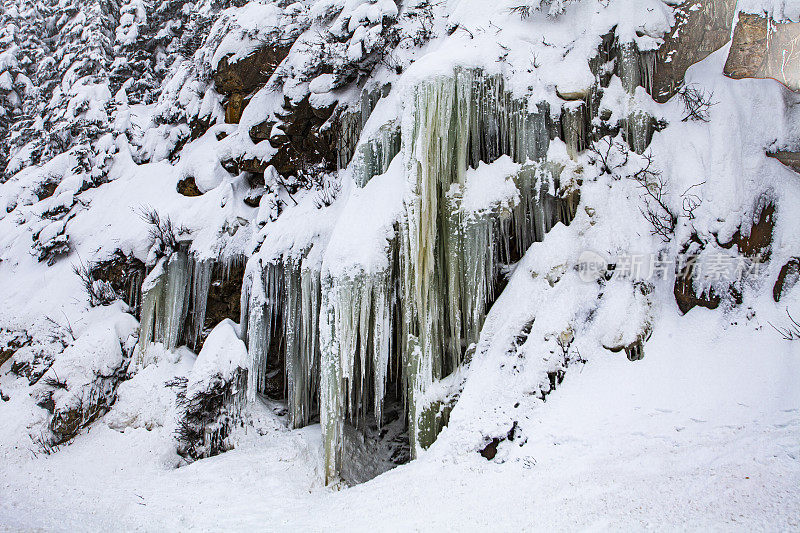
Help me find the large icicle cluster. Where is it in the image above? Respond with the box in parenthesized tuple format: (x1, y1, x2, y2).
(136, 249, 245, 366)
(241, 253, 324, 428)
(397, 70, 578, 459)
(244, 67, 579, 483)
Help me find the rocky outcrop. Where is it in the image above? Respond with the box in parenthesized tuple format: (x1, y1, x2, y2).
(651, 0, 737, 102)
(724, 13, 800, 92)
(35, 314, 138, 445)
(774, 257, 800, 302)
(214, 44, 294, 125)
(204, 262, 245, 337)
(10, 342, 61, 385)
(675, 201, 775, 314)
(768, 151, 800, 173)
(88, 250, 147, 317)
(174, 321, 247, 461)
(177, 176, 203, 197)
(0, 329, 31, 368)
(674, 255, 722, 314)
(720, 201, 775, 260)
(244, 95, 337, 176)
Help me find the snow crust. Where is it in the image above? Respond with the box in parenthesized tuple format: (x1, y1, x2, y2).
(186, 319, 247, 398)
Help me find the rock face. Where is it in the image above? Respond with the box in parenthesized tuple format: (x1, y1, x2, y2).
(768, 151, 800, 173)
(675, 201, 775, 314)
(724, 13, 800, 92)
(200, 261, 245, 350)
(0, 330, 31, 368)
(89, 251, 147, 318)
(774, 258, 800, 302)
(177, 176, 203, 197)
(244, 95, 337, 176)
(213, 44, 294, 125)
(651, 0, 737, 102)
(722, 201, 775, 260)
(674, 257, 722, 315)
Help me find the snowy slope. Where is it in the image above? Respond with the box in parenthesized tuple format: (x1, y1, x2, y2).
(0, 0, 799, 529)
(1, 309, 798, 530)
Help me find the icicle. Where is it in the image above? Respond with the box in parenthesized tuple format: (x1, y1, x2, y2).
(136, 257, 166, 367)
(125, 268, 144, 318)
(319, 272, 343, 484)
(187, 258, 212, 349)
(625, 109, 655, 154)
(337, 85, 391, 171)
(352, 122, 401, 188)
(639, 50, 656, 96)
(618, 41, 642, 95)
(284, 259, 322, 429)
(316, 68, 578, 478)
(320, 264, 395, 482)
(561, 102, 587, 160)
(135, 248, 191, 366)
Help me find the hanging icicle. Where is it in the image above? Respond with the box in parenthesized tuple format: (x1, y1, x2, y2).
(248, 68, 580, 484)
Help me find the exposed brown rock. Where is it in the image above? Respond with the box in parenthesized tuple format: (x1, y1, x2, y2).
(177, 176, 203, 197)
(225, 93, 246, 124)
(249, 120, 273, 142)
(720, 201, 775, 260)
(204, 263, 244, 336)
(0, 329, 31, 368)
(244, 95, 337, 177)
(676, 202, 774, 314)
(674, 255, 722, 315)
(768, 151, 800, 173)
(189, 116, 213, 141)
(10, 343, 58, 385)
(35, 180, 59, 201)
(724, 13, 800, 92)
(774, 258, 800, 302)
(189, 259, 246, 351)
(0, 349, 11, 368)
(89, 250, 147, 317)
(651, 0, 737, 102)
(213, 45, 290, 96)
(244, 194, 262, 208)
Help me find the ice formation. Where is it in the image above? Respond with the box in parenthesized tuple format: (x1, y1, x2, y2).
(137, 250, 245, 366)
(244, 67, 582, 482)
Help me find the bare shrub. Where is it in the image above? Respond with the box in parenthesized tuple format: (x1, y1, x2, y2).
(678, 84, 716, 122)
(770, 309, 800, 341)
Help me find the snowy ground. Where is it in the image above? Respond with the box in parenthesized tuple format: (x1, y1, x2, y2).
(2, 308, 798, 531)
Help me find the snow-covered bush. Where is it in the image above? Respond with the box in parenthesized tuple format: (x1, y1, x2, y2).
(173, 319, 247, 461)
(33, 306, 138, 445)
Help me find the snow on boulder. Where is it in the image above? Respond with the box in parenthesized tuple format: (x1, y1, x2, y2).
(176, 319, 248, 461)
(36, 305, 139, 444)
(186, 319, 247, 398)
(309, 74, 336, 94)
(459, 156, 521, 217)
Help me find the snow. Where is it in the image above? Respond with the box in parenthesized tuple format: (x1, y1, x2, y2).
(738, 0, 800, 20)
(322, 160, 405, 278)
(1, 310, 798, 530)
(0, 0, 799, 528)
(185, 319, 247, 398)
(106, 348, 195, 431)
(460, 156, 521, 216)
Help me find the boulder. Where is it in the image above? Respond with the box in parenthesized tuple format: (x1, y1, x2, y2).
(724, 13, 800, 92)
(767, 151, 800, 174)
(0, 329, 31, 368)
(213, 45, 290, 96)
(244, 96, 337, 177)
(177, 176, 203, 197)
(651, 0, 737, 102)
(774, 258, 800, 302)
